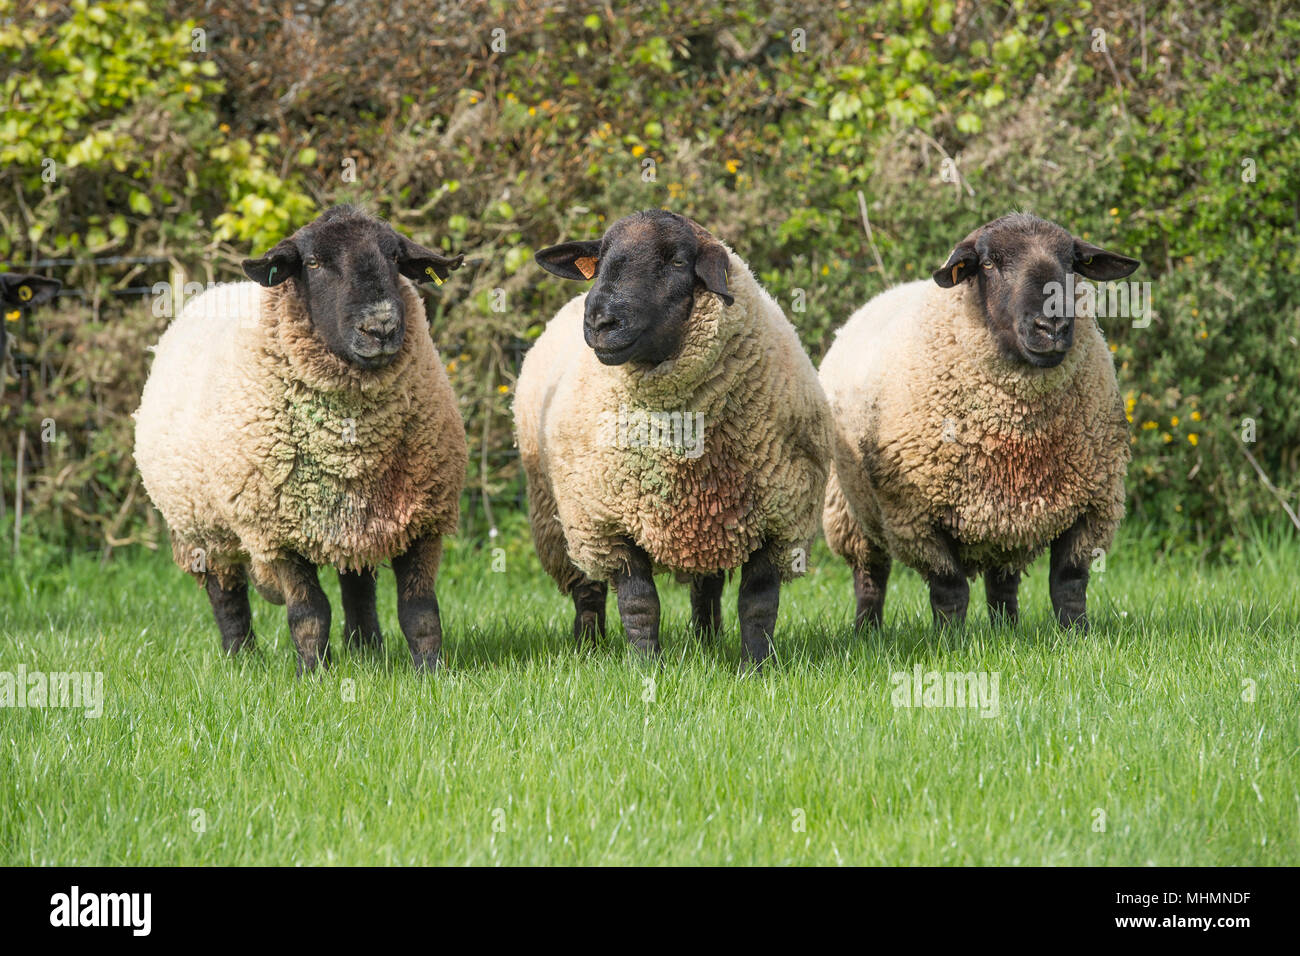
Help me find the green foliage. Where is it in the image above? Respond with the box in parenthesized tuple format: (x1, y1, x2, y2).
(1, 0, 1296, 556)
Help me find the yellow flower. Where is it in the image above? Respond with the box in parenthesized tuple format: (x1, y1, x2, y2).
(528, 107, 536, 116)
(725, 159, 740, 174)
(1108, 207, 1118, 216)
(447, 361, 458, 374)
(1109, 342, 1118, 353)
(1170, 416, 1179, 427)
(1188, 433, 1199, 446)
(1198, 330, 1208, 339)
(1142, 421, 1157, 430)
(497, 384, 509, 394)
(1162, 432, 1173, 443)
(821, 264, 830, 276)
(1190, 410, 1201, 422)
(219, 122, 230, 134)
(631, 145, 645, 157)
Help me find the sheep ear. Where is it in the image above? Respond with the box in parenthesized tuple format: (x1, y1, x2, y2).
(242, 239, 300, 287)
(693, 241, 734, 307)
(933, 242, 979, 288)
(1, 273, 60, 307)
(1073, 238, 1139, 281)
(396, 235, 464, 285)
(535, 240, 602, 281)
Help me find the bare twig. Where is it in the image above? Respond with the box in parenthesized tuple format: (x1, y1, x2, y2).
(1236, 438, 1300, 533)
(855, 190, 890, 284)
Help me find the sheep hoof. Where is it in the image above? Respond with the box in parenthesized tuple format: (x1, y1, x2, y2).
(411, 650, 441, 673)
(344, 628, 384, 654)
(1057, 610, 1089, 633)
(295, 652, 330, 678)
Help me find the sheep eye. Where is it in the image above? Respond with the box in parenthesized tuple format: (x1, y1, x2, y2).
(981, 258, 995, 270)
(671, 257, 688, 268)
(305, 256, 322, 269)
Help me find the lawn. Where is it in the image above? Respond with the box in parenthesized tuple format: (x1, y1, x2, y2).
(1, 521, 1296, 865)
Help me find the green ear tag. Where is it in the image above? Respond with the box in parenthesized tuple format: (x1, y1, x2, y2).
(426, 266, 444, 286)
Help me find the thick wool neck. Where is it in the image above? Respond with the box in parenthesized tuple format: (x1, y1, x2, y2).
(615, 252, 758, 412)
(946, 281, 1091, 402)
(259, 277, 427, 396)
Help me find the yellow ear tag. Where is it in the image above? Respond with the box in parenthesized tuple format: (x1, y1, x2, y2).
(951, 264, 962, 285)
(5, 310, 20, 322)
(425, 266, 444, 286)
(17, 284, 32, 301)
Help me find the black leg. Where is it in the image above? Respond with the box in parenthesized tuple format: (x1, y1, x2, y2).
(738, 547, 780, 670)
(393, 534, 446, 671)
(1050, 522, 1091, 631)
(571, 577, 608, 647)
(985, 567, 1021, 625)
(338, 567, 383, 652)
(272, 553, 331, 675)
(611, 544, 660, 657)
(205, 569, 255, 655)
(927, 569, 969, 627)
(852, 557, 891, 630)
(690, 572, 725, 640)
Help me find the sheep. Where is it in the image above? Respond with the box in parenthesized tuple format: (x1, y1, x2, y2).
(515, 210, 833, 667)
(821, 212, 1139, 631)
(2, 271, 62, 372)
(134, 206, 468, 673)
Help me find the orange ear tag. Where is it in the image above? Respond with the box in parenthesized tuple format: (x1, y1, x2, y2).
(575, 256, 598, 280)
(425, 266, 444, 286)
(951, 264, 962, 285)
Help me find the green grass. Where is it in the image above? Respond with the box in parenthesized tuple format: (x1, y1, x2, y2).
(1, 522, 1297, 865)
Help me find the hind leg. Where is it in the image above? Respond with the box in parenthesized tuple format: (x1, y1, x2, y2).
(571, 577, 608, 647)
(738, 546, 780, 670)
(852, 556, 892, 631)
(205, 568, 255, 655)
(690, 573, 724, 640)
(339, 567, 383, 652)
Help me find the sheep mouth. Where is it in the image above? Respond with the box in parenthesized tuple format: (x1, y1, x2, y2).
(588, 331, 643, 365)
(1022, 345, 1068, 368)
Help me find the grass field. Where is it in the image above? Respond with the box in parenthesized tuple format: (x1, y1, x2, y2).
(1, 522, 1297, 866)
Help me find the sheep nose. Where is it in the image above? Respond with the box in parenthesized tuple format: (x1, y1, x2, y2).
(585, 308, 619, 334)
(1032, 315, 1069, 338)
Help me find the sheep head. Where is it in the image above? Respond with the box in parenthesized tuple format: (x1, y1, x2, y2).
(1, 272, 61, 364)
(933, 213, 1138, 368)
(534, 209, 733, 367)
(242, 205, 464, 371)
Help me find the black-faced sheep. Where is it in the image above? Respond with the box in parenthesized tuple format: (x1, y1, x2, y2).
(134, 206, 468, 672)
(821, 213, 1139, 631)
(515, 210, 832, 667)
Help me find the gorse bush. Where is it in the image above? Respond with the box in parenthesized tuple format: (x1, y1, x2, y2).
(0, 0, 1295, 558)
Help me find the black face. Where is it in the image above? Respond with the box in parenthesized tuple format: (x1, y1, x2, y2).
(534, 210, 734, 366)
(242, 205, 464, 370)
(1, 272, 61, 362)
(934, 213, 1140, 368)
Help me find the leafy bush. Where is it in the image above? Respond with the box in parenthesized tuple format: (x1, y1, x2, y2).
(1, 0, 1296, 558)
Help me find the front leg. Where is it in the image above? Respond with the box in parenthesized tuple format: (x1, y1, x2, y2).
(1050, 518, 1092, 631)
(738, 546, 780, 670)
(611, 543, 660, 657)
(205, 567, 255, 655)
(272, 553, 331, 675)
(984, 567, 1021, 625)
(690, 572, 725, 641)
(926, 528, 969, 627)
(338, 567, 383, 653)
(393, 534, 445, 671)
